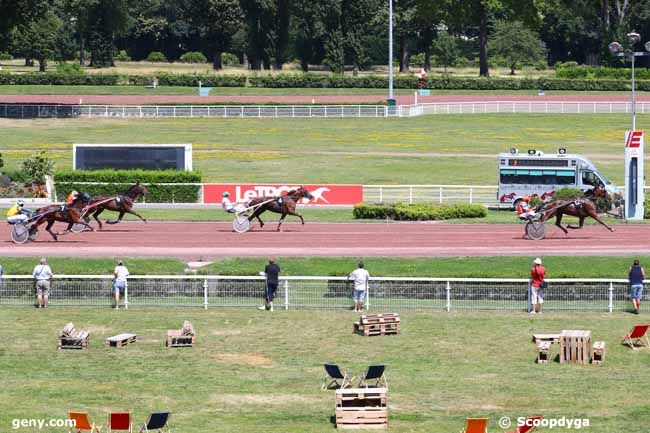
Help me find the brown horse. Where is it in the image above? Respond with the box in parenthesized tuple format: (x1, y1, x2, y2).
(539, 188, 614, 235)
(34, 193, 94, 241)
(247, 187, 314, 231)
(84, 183, 149, 230)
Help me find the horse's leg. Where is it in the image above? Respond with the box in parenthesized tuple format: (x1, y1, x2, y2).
(248, 208, 265, 228)
(124, 208, 147, 224)
(567, 215, 585, 230)
(555, 213, 568, 235)
(589, 211, 615, 232)
(284, 208, 305, 225)
(106, 211, 125, 225)
(92, 208, 104, 230)
(276, 213, 287, 231)
(45, 219, 58, 241)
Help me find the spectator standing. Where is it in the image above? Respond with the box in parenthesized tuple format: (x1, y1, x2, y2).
(628, 259, 645, 315)
(258, 259, 280, 312)
(348, 261, 370, 312)
(32, 258, 53, 308)
(530, 257, 546, 315)
(0, 261, 3, 289)
(113, 260, 129, 309)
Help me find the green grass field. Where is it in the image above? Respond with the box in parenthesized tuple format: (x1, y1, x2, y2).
(1, 114, 649, 185)
(0, 255, 647, 278)
(0, 308, 647, 433)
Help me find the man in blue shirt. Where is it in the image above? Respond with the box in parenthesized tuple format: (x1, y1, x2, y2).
(629, 259, 646, 315)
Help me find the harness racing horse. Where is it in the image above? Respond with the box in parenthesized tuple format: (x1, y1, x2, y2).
(85, 183, 149, 230)
(33, 193, 94, 241)
(247, 187, 315, 231)
(539, 191, 614, 235)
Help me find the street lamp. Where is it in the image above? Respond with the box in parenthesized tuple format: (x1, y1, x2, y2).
(608, 32, 650, 130)
(610, 32, 650, 220)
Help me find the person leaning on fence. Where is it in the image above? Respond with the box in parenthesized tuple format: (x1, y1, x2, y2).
(348, 261, 370, 312)
(32, 258, 53, 308)
(530, 257, 546, 315)
(258, 259, 280, 312)
(628, 259, 645, 315)
(113, 260, 130, 309)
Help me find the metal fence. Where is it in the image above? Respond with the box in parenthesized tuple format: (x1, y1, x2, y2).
(363, 185, 497, 205)
(0, 275, 642, 312)
(0, 104, 396, 119)
(398, 101, 650, 117)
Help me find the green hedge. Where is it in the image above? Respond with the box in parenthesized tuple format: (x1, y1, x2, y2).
(645, 199, 650, 219)
(3, 70, 650, 90)
(54, 170, 201, 203)
(353, 203, 487, 221)
(556, 65, 650, 81)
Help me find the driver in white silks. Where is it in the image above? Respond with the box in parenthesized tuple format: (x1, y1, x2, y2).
(221, 191, 248, 213)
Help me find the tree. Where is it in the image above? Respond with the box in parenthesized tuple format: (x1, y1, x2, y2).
(11, 10, 63, 71)
(192, 0, 243, 70)
(85, 0, 130, 67)
(431, 31, 459, 73)
(492, 20, 545, 74)
(292, 0, 328, 71)
(21, 151, 55, 183)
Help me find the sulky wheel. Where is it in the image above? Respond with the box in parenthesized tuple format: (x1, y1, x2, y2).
(11, 223, 30, 244)
(232, 215, 251, 233)
(70, 223, 88, 233)
(525, 220, 546, 241)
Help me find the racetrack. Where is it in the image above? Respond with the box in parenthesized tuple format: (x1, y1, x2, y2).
(0, 221, 645, 260)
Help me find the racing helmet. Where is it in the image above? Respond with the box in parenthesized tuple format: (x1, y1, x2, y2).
(522, 196, 530, 202)
(222, 191, 230, 197)
(70, 190, 78, 196)
(80, 192, 91, 202)
(17, 199, 25, 207)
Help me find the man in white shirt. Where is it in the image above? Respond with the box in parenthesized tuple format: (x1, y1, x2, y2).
(113, 260, 129, 309)
(32, 257, 53, 308)
(222, 191, 247, 213)
(348, 261, 370, 312)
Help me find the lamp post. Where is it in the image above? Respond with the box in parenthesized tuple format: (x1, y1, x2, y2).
(609, 32, 650, 220)
(387, 0, 395, 107)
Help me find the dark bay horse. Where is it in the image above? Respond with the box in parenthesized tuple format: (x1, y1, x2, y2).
(247, 187, 314, 231)
(539, 188, 614, 235)
(34, 193, 94, 241)
(85, 183, 149, 230)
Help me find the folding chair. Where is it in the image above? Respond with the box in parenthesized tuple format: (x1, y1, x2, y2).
(108, 412, 132, 433)
(138, 412, 171, 433)
(68, 412, 102, 433)
(322, 364, 354, 390)
(622, 324, 650, 350)
(460, 417, 488, 433)
(358, 365, 387, 388)
(507, 416, 543, 433)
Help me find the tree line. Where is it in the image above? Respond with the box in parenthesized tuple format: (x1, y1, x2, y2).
(1, 0, 650, 74)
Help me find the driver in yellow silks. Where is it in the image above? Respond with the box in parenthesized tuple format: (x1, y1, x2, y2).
(6, 199, 34, 224)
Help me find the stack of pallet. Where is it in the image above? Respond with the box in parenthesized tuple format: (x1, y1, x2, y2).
(335, 388, 388, 429)
(58, 322, 90, 350)
(559, 330, 592, 365)
(353, 313, 400, 337)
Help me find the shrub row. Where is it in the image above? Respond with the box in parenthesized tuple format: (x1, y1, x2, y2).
(54, 170, 202, 203)
(3, 71, 650, 90)
(556, 65, 650, 81)
(353, 203, 487, 221)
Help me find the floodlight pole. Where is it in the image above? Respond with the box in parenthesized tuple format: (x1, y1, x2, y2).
(388, 0, 394, 102)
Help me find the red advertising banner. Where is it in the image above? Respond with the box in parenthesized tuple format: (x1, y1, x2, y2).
(203, 184, 363, 206)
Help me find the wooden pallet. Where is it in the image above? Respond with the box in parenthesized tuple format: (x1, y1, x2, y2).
(559, 330, 592, 365)
(536, 341, 553, 364)
(354, 314, 400, 337)
(592, 341, 606, 365)
(166, 320, 195, 348)
(532, 333, 560, 344)
(335, 388, 387, 429)
(105, 333, 137, 348)
(58, 322, 90, 350)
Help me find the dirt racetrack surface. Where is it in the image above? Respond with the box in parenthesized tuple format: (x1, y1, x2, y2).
(0, 221, 645, 260)
(3, 94, 650, 105)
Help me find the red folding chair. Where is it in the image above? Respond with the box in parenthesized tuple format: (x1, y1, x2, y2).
(460, 418, 488, 433)
(622, 324, 650, 350)
(108, 412, 132, 433)
(507, 416, 543, 433)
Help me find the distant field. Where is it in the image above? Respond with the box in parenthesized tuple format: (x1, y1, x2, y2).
(1, 114, 648, 185)
(0, 308, 647, 433)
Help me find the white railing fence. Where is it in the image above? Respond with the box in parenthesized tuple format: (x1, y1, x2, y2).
(0, 104, 396, 119)
(398, 101, 650, 117)
(0, 275, 642, 312)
